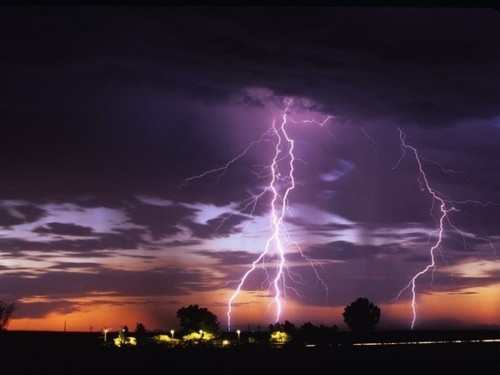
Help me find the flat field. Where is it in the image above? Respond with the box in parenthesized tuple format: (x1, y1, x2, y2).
(1, 330, 498, 374)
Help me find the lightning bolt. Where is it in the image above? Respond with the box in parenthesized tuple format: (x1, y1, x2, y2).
(178, 98, 331, 331)
(392, 127, 498, 329)
(226, 100, 296, 331)
(177, 105, 497, 331)
(392, 127, 451, 329)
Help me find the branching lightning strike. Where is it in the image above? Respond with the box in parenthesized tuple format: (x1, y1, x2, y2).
(392, 128, 454, 329)
(179, 99, 331, 331)
(392, 127, 498, 329)
(178, 104, 497, 332)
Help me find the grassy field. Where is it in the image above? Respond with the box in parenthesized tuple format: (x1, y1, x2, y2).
(1, 330, 498, 374)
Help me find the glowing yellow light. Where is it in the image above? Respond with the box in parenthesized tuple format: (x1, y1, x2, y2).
(270, 331, 288, 345)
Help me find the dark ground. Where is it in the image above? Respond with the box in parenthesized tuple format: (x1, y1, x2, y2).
(1, 330, 498, 374)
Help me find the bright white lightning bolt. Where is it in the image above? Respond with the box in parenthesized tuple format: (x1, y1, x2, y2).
(227, 100, 295, 331)
(392, 127, 498, 329)
(177, 106, 497, 331)
(178, 98, 331, 331)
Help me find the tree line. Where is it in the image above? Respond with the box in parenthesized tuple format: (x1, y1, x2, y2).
(174, 297, 381, 339)
(0, 297, 381, 338)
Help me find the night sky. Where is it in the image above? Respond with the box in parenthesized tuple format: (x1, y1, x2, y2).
(1, 6, 499, 332)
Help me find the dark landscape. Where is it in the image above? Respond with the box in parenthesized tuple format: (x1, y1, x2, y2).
(1, 329, 498, 374)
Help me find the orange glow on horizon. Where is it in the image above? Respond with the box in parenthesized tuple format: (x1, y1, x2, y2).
(7, 285, 499, 332)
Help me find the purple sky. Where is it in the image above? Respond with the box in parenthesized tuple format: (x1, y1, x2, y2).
(0, 6, 499, 332)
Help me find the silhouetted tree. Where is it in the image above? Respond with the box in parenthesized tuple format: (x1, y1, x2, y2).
(268, 322, 283, 332)
(176, 304, 220, 335)
(0, 301, 16, 331)
(268, 321, 296, 333)
(283, 320, 297, 336)
(135, 322, 147, 346)
(342, 297, 381, 332)
(135, 322, 146, 335)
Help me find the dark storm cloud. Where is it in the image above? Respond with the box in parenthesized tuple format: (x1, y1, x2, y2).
(163, 239, 203, 247)
(442, 228, 500, 255)
(13, 300, 79, 319)
(290, 221, 352, 235)
(126, 203, 195, 240)
(48, 260, 106, 271)
(0, 265, 213, 301)
(1, 265, 215, 320)
(1, 7, 498, 175)
(34, 222, 94, 236)
(0, 227, 147, 255)
(183, 213, 247, 239)
(106, 6, 498, 128)
(305, 240, 404, 261)
(0, 204, 46, 227)
(432, 272, 500, 292)
(0, 6, 498, 202)
(124, 199, 251, 241)
(194, 249, 259, 266)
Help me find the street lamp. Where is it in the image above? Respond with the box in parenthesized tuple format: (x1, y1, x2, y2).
(170, 329, 175, 339)
(103, 328, 110, 343)
(236, 329, 241, 344)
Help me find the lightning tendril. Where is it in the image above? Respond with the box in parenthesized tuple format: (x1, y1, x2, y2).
(392, 127, 498, 329)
